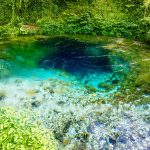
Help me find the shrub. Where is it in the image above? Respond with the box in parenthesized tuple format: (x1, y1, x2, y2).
(146, 30, 150, 42)
(0, 25, 19, 37)
(0, 107, 57, 150)
(139, 17, 150, 41)
(36, 18, 64, 35)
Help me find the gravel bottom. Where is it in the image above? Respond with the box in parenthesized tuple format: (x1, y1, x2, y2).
(0, 77, 150, 150)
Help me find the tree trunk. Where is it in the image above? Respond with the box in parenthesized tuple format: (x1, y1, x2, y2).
(11, 0, 15, 24)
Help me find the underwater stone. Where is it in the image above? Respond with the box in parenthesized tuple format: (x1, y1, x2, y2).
(112, 79, 119, 84)
(0, 59, 11, 78)
(0, 91, 6, 100)
(138, 129, 147, 139)
(148, 130, 150, 137)
(98, 82, 114, 91)
(87, 125, 95, 134)
(109, 137, 117, 145)
(117, 134, 128, 144)
(43, 86, 54, 94)
(15, 79, 22, 84)
(31, 101, 41, 108)
(57, 101, 66, 105)
(0, 59, 11, 69)
(31, 96, 36, 99)
(85, 85, 97, 93)
(129, 135, 136, 142)
(94, 121, 104, 127)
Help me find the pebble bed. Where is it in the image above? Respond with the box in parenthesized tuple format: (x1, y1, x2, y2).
(0, 77, 149, 150)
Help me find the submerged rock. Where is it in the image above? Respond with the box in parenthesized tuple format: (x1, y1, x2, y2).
(0, 59, 11, 78)
(0, 90, 6, 100)
(31, 101, 41, 108)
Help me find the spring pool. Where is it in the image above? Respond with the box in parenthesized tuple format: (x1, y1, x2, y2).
(0, 36, 130, 91)
(0, 35, 150, 149)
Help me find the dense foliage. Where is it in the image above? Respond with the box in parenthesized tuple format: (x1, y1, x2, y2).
(0, 107, 57, 150)
(0, 0, 149, 40)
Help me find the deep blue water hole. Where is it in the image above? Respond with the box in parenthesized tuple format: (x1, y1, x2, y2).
(38, 37, 112, 75)
(0, 36, 130, 89)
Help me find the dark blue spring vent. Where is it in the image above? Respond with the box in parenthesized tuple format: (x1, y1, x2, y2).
(38, 37, 113, 77)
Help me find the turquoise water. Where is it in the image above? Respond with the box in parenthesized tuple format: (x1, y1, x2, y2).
(0, 36, 129, 90)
